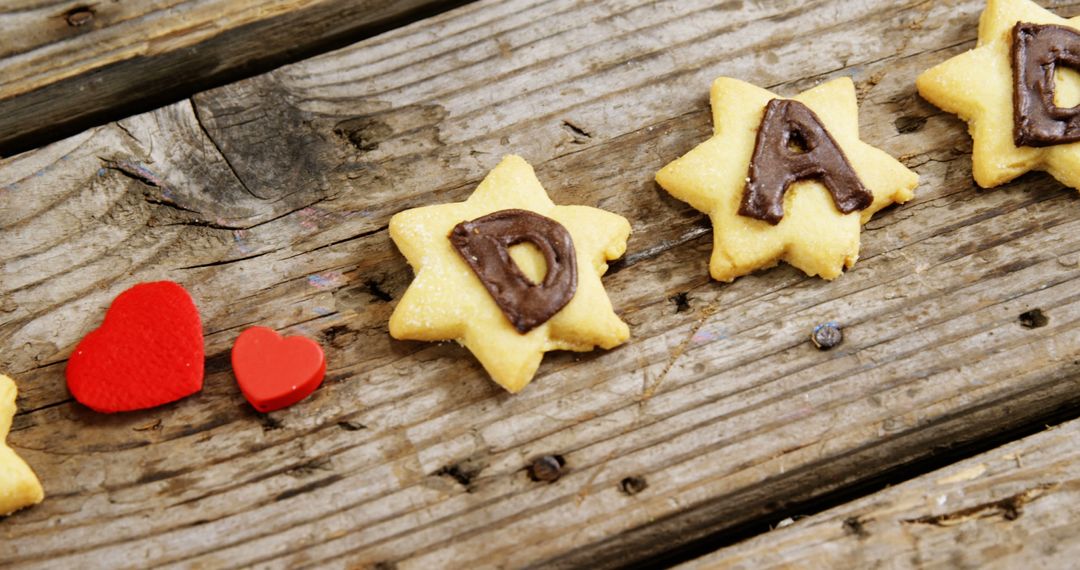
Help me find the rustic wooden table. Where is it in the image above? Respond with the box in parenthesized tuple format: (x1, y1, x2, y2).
(1, 0, 1078, 568)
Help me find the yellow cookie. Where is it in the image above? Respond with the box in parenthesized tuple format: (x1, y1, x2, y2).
(389, 155, 631, 393)
(917, 0, 1080, 190)
(656, 77, 918, 282)
(1, 374, 44, 516)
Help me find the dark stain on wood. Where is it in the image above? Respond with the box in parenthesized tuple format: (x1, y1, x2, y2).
(842, 515, 870, 538)
(894, 115, 927, 134)
(365, 279, 394, 302)
(433, 462, 483, 492)
(274, 473, 346, 502)
(323, 325, 359, 350)
(335, 117, 395, 152)
(669, 292, 691, 313)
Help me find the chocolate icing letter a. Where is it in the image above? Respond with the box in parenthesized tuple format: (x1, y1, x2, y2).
(1012, 23, 1080, 147)
(450, 209, 577, 333)
(740, 99, 872, 225)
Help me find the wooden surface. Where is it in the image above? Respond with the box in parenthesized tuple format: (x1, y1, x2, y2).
(0, 0, 468, 155)
(677, 417, 1080, 570)
(1, 0, 1079, 567)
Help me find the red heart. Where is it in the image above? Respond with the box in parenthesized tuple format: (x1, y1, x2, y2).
(67, 281, 204, 413)
(231, 327, 326, 413)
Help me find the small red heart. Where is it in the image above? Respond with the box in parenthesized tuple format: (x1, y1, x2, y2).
(67, 281, 204, 413)
(231, 327, 326, 413)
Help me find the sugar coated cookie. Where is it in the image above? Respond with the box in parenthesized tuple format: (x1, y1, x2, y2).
(389, 155, 631, 393)
(656, 77, 918, 282)
(917, 0, 1080, 190)
(0, 374, 45, 516)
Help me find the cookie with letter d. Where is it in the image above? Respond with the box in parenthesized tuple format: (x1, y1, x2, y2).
(388, 155, 631, 393)
(918, 0, 1080, 191)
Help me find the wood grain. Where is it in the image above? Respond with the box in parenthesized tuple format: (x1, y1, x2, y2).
(0, 0, 469, 155)
(1, 0, 1079, 568)
(676, 418, 1080, 570)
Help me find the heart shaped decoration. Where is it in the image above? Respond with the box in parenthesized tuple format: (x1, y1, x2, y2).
(231, 327, 326, 413)
(66, 281, 204, 413)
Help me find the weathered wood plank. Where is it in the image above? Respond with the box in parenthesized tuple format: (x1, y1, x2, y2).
(0, 0, 470, 155)
(1, 0, 1079, 568)
(676, 417, 1080, 570)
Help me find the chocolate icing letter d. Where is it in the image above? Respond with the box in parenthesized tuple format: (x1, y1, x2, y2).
(1012, 23, 1080, 147)
(450, 209, 577, 333)
(740, 99, 873, 225)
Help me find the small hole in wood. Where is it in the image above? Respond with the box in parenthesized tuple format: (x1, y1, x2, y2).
(811, 322, 843, 350)
(619, 475, 648, 496)
(65, 7, 94, 27)
(528, 454, 565, 483)
(1018, 309, 1049, 329)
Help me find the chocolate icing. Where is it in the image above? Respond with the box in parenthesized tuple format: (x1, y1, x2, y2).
(1012, 22, 1080, 147)
(449, 209, 577, 333)
(739, 99, 873, 225)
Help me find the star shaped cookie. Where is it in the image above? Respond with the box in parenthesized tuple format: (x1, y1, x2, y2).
(656, 77, 918, 282)
(1, 374, 45, 516)
(388, 155, 631, 393)
(917, 0, 1080, 190)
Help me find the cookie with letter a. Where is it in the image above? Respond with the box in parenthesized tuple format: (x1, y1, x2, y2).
(656, 77, 918, 281)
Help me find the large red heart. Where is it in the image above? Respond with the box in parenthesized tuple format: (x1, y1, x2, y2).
(231, 327, 326, 413)
(67, 281, 204, 413)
